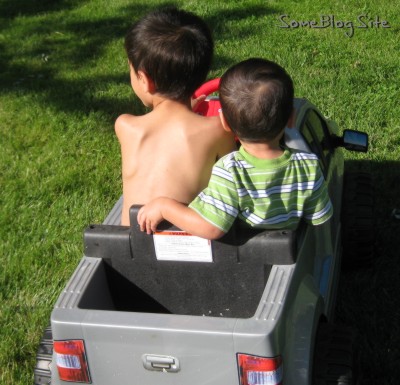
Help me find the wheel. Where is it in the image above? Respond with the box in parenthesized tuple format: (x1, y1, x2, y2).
(341, 172, 374, 270)
(313, 323, 357, 385)
(34, 325, 53, 385)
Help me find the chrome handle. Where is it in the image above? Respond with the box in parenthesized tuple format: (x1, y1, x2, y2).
(142, 354, 180, 373)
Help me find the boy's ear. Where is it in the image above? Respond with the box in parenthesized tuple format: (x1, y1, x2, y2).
(219, 110, 232, 133)
(287, 108, 296, 128)
(137, 70, 156, 94)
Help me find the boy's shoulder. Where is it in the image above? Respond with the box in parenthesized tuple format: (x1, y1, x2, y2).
(115, 106, 231, 141)
(116, 100, 219, 129)
(115, 113, 147, 139)
(288, 148, 319, 161)
(215, 148, 321, 171)
(214, 150, 243, 170)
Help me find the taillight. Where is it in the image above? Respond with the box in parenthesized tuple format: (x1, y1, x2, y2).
(54, 340, 91, 383)
(237, 353, 283, 385)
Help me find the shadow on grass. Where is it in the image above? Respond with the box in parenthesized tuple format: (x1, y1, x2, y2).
(0, 0, 81, 18)
(339, 159, 400, 383)
(0, 1, 167, 121)
(0, 1, 280, 122)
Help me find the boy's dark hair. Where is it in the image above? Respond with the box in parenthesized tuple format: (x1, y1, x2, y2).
(219, 58, 294, 142)
(125, 7, 213, 102)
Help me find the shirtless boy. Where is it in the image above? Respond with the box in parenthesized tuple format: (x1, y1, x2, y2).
(116, 8, 236, 225)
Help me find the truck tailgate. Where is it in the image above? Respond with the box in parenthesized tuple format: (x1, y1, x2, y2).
(82, 311, 239, 385)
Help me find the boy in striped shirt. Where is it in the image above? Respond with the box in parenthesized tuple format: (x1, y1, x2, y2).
(138, 58, 333, 239)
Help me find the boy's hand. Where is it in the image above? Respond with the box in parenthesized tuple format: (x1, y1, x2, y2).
(138, 198, 166, 234)
(138, 197, 225, 240)
(191, 94, 206, 110)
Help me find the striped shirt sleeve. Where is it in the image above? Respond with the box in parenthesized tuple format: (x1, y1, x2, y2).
(189, 160, 239, 233)
(303, 164, 333, 225)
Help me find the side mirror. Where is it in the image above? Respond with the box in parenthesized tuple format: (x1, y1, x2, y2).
(331, 130, 368, 152)
(342, 129, 368, 152)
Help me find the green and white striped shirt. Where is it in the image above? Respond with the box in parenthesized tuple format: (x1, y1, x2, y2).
(189, 146, 333, 232)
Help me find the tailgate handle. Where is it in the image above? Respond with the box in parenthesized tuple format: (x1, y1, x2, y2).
(142, 354, 180, 373)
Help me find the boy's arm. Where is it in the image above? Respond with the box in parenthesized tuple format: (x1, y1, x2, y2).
(137, 197, 225, 240)
(115, 114, 138, 172)
(304, 164, 333, 226)
(115, 114, 140, 225)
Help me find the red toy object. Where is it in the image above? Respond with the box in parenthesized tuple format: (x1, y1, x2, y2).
(193, 78, 221, 117)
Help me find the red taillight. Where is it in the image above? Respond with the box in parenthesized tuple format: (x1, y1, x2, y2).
(237, 353, 283, 385)
(54, 340, 91, 383)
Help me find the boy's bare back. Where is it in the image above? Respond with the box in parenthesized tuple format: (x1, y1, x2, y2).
(116, 100, 235, 225)
(117, 7, 236, 225)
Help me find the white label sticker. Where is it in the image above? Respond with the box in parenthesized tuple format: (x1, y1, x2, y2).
(153, 230, 213, 262)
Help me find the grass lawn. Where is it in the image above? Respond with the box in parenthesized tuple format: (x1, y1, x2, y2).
(0, 0, 399, 384)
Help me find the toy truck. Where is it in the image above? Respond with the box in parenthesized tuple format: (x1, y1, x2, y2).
(34, 87, 372, 385)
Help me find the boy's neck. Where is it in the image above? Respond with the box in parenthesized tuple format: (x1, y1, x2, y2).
(152, 95, 191, 111)
(240, 137, 284, 160)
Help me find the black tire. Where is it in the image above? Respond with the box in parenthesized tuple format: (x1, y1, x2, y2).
(341, 172, 374, 270)
(34, 325, 53, 385)
(313, 323, 357, 385)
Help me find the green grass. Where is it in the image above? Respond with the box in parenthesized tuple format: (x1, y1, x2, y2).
(0, 0, 399, 384)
